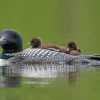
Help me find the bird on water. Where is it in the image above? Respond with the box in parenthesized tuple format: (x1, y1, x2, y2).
(0, 29, 100, 66)
(0, 29, 23, 59)
(0, 29, 23, 87)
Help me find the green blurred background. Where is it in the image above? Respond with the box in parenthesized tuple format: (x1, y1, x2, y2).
(0, 0, 100, 54)
(0, 0, 100, 100)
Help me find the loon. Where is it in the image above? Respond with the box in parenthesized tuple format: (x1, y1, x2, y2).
(0, 29, 23, 87)
(0, 29, 100, 66)
(0, 29, 23, 59)
(5, 48, 100, 66)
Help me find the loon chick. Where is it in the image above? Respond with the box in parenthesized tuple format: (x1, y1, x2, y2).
(0, 29, 23, 59)
(29, 36, 65, 52)
(66, 41, 81, 56)
(29, 36, 42, 48)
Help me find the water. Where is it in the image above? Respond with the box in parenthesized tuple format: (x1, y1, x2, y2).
(0, 63, 100, 100)
(0, 63, 94, 86)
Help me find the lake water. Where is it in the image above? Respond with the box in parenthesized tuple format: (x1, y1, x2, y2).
(0, 63, 100, 100)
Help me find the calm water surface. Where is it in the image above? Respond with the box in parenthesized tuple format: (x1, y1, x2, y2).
(0, 63, 100, 100)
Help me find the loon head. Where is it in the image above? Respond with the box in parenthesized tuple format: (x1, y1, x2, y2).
(0, 29, 23, 53)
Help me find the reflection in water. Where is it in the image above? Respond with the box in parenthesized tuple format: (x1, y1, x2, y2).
(0, 62, 100, 87)
(1, 66, 21, 87)
(68, 65, 80, 85)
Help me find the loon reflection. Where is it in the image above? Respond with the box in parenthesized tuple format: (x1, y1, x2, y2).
(0, 62, 99, 86)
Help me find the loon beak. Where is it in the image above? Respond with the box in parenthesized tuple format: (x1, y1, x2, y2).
(0, 38, 7, 45)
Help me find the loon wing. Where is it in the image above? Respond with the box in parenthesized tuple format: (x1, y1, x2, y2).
(8, 48, 76, 63)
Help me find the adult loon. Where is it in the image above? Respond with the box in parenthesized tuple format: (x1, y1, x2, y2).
(0, 29, 100, 88)
(7, 48, 100, 66)
(0, 29, 100, 66)
(0, 29, 23, 87)
(0, 29, 23, 59)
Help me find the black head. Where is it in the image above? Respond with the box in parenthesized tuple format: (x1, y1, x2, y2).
(0, 29, 23, 53)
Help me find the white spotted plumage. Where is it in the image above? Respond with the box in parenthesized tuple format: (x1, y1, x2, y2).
(7, 48, 100, 66)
